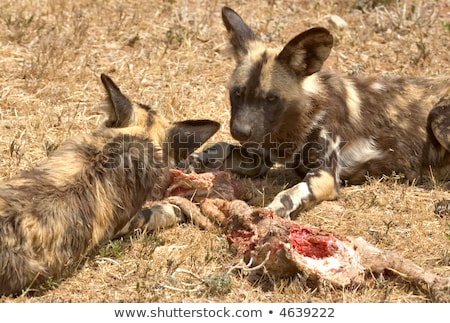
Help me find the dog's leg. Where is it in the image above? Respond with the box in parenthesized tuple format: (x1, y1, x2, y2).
(267, 168, 339, 218)
(429, 96, 450, 213)
(429, 97, 450, 152)
(114, 203, 185, 238)
(180, 141, 271, 177)
(267, 131, 341, 218)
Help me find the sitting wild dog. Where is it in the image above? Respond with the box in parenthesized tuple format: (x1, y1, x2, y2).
(198, 7, 450, 219)
(0, 74, 219, 296)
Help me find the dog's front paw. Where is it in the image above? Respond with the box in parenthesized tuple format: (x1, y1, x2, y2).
(177, 141, 234, 172)
(267, 198, 292, 219)
(435, 199, 450, 217)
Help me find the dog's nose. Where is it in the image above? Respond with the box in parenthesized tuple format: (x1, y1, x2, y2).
(231, 121, 252, 141)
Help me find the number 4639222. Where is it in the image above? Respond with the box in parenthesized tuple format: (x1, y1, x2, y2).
(279, 307, 335, 318)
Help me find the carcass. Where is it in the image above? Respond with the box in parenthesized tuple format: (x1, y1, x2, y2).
(161, 169, 450, 302)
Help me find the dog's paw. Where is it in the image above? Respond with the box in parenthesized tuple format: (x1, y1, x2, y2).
(435, 199, 450, 217)
(267, 199, 291, 219)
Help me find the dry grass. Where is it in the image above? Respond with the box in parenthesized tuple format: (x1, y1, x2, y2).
(0, 0, 449, 303)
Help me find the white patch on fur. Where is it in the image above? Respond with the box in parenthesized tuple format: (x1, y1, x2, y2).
(339, 137, 384, 170)
(302, 74, 324, 96)
(370, 81, 386, 92)
(320, 130, 341, 158)
(320, 130, 342, 183)
(311, 110, 326, 129)
(342, 78, 361, 123)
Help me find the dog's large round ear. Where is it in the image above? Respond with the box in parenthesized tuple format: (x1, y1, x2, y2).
(222, 6, 257, 61)
(101, 73, 133, 127)
(276, 27, 333, 77)
(167, 120, 220, 164)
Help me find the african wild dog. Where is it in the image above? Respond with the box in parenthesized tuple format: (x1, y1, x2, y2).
(198, 7, 450, 218)
(0, 74, 219, 296)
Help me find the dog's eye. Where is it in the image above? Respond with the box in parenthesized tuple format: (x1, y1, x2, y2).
(266, 93, 279, 103)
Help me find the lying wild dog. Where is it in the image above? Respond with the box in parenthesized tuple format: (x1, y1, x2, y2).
(0, 74, 219, 296)
(195, 7, 450, 218)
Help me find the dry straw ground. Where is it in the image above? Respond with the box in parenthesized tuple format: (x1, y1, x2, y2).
(0, 0, 449, 303)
